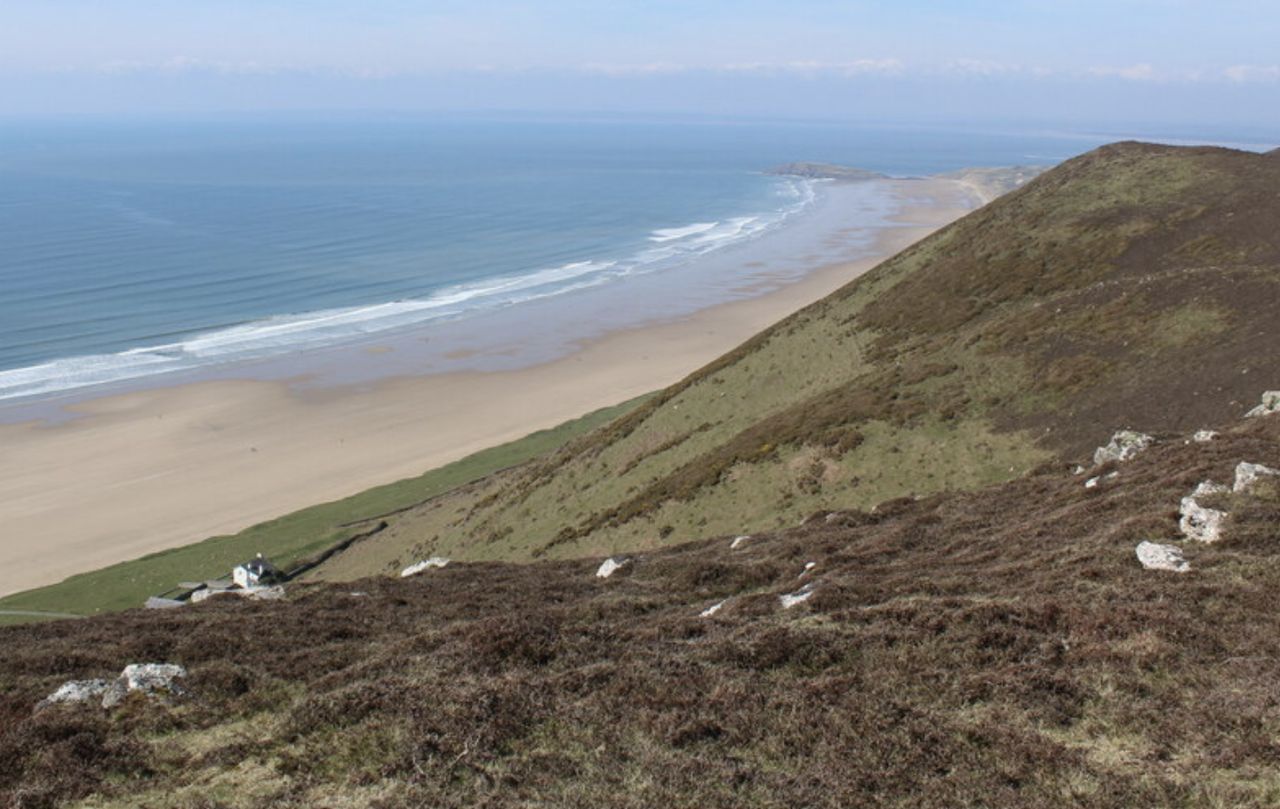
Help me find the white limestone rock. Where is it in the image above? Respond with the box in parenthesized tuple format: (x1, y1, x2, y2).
(1180, 495, 1227, 543)
(729, 535, 751, 550)
(36, 679, 110, 711)
(1135, 541, 1190, 573)
(102, 663, 188, 709)
(1191, 430, 1219, 443)
(1233, 461, 1280, 493)
(1245, 391, 1280, 418)
(700, 599, 727, 618)
(1084, 471, 1119, 489)
(1092, 430, 1155, 466)
(400, 557, 450, 578)
(595, 557, 629, 579)
(1192, 480, 1229, 499)
(779, 583, 816, 609)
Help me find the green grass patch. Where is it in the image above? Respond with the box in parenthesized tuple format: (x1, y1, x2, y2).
(0, 611, 81, 626)
(0, 396, 646, 619)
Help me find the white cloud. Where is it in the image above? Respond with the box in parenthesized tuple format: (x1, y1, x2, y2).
(942, 58, 1024, 76)
(95, 57, 287, 76)
(580, 59, 904, 78)
(1224, 64, 1280, 82)
(579, 62, 688, 77)
(770, 59, 905, 77)
(1087, 63, 1159, 81)
(31, 57, 1280, 89)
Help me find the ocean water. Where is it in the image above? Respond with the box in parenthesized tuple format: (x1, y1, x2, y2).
(0, 118, 1131, 404)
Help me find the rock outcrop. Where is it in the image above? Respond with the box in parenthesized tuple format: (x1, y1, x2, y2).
(1135, 541, 1190, 573)
(101, 663, 188, 709)
(1093, 430, 1155, 466)
(700, 599, 727, 618)
(596, 557, 630, 579)
(42, 664, 188, 711)
(1233, 461, 1280, 493)
(1084, 472, 1119, 489)
(779, 583, 816, 609)
(1245, 391, 1280, 418)
(400, 558, 450, 578)
(1180, 483, 1228, 543)
(36, 679, 110, 711)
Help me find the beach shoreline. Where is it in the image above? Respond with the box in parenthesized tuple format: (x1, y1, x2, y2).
(0, 178, 975, 598)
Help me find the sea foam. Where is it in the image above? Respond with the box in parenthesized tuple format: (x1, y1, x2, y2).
(0, 177, 820, 404)
(649, 222, 719, 242)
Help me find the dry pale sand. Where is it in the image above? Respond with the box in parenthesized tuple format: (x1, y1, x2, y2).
(0, 179, 975, 597)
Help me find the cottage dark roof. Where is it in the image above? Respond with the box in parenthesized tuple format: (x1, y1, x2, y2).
(240, 557, 280, 576)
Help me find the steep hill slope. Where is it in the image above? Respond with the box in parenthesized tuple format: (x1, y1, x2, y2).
(315, 142, 1280, 581)
(4, 408, 1280, 807)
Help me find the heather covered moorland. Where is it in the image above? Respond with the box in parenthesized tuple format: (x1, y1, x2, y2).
(4, 143, 1280, 807)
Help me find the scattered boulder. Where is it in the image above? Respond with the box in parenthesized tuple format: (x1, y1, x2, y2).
(779, 583, 816, 609)
(101, 663, 188, 709)
(1245, 391, 1280, 418)
(1135, 541, 1190, 573)
(1233, 461, 1280, 493)
(36, 679, 110, 711)
(729, 535, 751, 550)
(596, 557, 630, 579)
(1084, 471, 1119, 489)
(700, 599, 727, 618)
(1191, 429, 1219, 443)
(1180, 494, 1227, 543)
(1092, 430, 1155, 466)
(801, 562, 817, 576)
(400, 557, 450, 578)
(1192, 480, 1229, 498)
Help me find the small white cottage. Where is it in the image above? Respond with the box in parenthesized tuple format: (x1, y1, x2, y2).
(232, 554, 283, 589)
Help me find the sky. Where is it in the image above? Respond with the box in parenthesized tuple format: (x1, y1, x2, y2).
(1, 0, 1277, 130)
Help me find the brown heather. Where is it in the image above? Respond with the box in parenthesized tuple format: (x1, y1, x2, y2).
(311, 142, 1280, 578)
(3, 416, 1280, 807)
(3, 142, 1280, 807)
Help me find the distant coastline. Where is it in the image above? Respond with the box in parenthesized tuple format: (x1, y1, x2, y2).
(769, 160, 1050, 204)
(0, 120, 1103, 413)
(766, 162, 889, 181)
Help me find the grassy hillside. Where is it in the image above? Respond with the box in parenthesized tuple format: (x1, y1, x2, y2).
(4, 409, 1280, 807)
(314, 142, 1280, 581)
(0, 398, 643, 618)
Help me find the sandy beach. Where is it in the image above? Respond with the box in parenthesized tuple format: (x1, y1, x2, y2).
(0, 178, 975, 597)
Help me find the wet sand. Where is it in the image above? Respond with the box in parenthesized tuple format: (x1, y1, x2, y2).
(0, 178, 975, 597)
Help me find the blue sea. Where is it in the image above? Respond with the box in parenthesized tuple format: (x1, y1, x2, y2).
(0, 117, 1255, 405)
